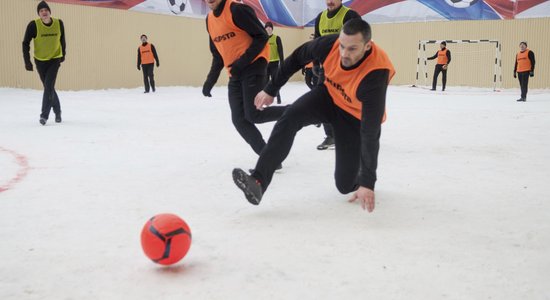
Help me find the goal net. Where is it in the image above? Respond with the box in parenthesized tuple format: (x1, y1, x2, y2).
(414, 39, 502, 91)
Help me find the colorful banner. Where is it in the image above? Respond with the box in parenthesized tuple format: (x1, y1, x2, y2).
(48, 0, 550, 26)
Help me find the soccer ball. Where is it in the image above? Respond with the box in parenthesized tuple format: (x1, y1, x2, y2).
(141, 213, 192, 265)
(166, 0, 187, 15)
(444, 0, 479, 8)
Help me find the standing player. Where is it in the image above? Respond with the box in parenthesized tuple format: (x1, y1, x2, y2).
(313, 0, 361, 150)
(137, 34, 160, 93)
(232, 19, 395, 213)
(202, 0, 286, 156)
(22, 1, 66, 125)
(427, 41, 451, 91)
(514, 41, 535, 102)
(265, 22, 284, 104)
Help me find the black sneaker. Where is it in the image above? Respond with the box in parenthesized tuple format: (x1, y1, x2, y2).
(517, 98, 526, 102)
(430, 88, 436, 91)
(55, 114, 62, 123)
(317, 136, 335, 150)
(232, 168, 263, 205)
(39, 118, 47, 125)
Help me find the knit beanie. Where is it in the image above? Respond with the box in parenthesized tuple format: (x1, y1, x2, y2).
(37, 1, 51, 14)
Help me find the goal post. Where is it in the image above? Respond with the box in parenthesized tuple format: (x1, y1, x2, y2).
(414, 39, 502, 91)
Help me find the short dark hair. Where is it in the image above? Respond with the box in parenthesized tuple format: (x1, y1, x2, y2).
(441, 41, 447, 46)
(342, 19, 371, 42)
(520, 41, 527, 47)
(141, 34, 147, 39)
(265, 22, 273, 29)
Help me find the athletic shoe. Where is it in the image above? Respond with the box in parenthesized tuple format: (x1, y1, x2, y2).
(517, 98, 526, 102)
(317, 136, 335, 150)
(232, 168, 263, 205)
(55, 114, 62, 123)
(39, 118, 47, 125)
(430, 88, 436, 91)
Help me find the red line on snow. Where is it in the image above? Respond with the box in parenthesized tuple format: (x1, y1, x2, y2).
(0, 147, 30, 193)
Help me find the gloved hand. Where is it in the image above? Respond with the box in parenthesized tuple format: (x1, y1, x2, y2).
(60, 56, 65, 63)
(229, 59, 245, 78)
(156, 62, 159, 68)
(513, 72, 516, 78)
(202, 81, 213, 97)
(25, 63, 33, 71)
(137, 65, 141, 71)
(530, 71, 534, 77)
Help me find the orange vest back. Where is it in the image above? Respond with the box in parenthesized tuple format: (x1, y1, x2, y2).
(207, 0, 269, 76)
(516, 49, 532, 72)
(139, 44, 155, 65)
(437, 48, 448, 65)
(323, 41, 395, 120)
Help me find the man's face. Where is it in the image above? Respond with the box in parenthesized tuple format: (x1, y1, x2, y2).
(338, 31, 370, 68)
(38, 8, 51, 22)
(520, 43, 527, 51)
(326, 0, 343, 12)
(141, 36, 147, 43)
(266, 26, 273, 35)
(205, 0, 223, 10)
(440, 43, 445, 49)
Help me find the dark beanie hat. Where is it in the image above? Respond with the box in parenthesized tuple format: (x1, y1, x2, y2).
(37, 1, 51, 14)
(265, 22, 273, 29)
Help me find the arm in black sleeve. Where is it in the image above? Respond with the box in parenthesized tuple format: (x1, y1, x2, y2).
(151, 44, 159, 66)
(264, 34, 338, 96)
(276, 36, 284, 64)
(529, 51, 535, 72)
(427, 52, 437, 60)
(314, 13, 322, 38)
(446, 50, 451, 64)
(203, 38, 224, 91)
(137, 48, 141, 68)
(514, 54, 517, 73)
(59, 19, 66, 58)
(229, 3, 268, 74)
(356, 69, 390, 190)
(343, 9, 362, 23)
(22, 21, 36, 66)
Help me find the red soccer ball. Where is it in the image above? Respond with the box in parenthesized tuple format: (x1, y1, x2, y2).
(140, 213, 192, 265)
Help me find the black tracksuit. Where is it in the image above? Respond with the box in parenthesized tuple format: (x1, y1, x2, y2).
(313, 6, 362, 139)
(22, 19, 66, 120)
(514, 50, 536, 100)
(137, 43, 159, 92)
(267, 34, 284, 104)
(203, 0, 286, 155)
(427, 49, 451, 90)
(253, 35, 390, 193)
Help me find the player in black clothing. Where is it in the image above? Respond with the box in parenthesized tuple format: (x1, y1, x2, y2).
(137, 34, 160, 93)
(232, 19, 395, 213)
(427, 41, 451, 91)
(22, 1, 66, 125)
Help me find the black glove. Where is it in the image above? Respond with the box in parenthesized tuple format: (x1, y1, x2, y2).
(137, 65, 141, 71)
(513, 72, 516, 78)
(202, 81, 213, 97)
(25, 63, 33, 71)
(229, 60, 245, 78)
(60, 56, 65, 63)
(530, 71, 534, 77)
(156, 62, 159, 68)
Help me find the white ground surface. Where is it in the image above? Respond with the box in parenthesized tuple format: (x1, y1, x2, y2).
(1, 83, 549, 299)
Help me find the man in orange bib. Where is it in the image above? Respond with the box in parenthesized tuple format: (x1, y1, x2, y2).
(427, 41, 451, 91)
(232, 19, 395, 213)
(202, 0, 286, 157)
(137, 34, 160, 93)
(513, 41, 535, 102)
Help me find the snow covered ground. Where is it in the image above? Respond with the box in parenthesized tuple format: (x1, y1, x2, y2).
(1, 83, 549, 299)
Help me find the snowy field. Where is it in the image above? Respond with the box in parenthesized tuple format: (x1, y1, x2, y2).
(1, 83, 549, 299)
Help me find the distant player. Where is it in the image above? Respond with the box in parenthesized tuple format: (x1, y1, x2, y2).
(22, 1, 66, 125)
(427, 41, 451, 91)
(137, 34, 160, 93)
(514, 41, 535, 102)
(232, 19, 395, 213)
(265, 22, 284, 104)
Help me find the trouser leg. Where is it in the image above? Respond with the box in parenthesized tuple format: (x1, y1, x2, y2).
(36, 59, 61, 119)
